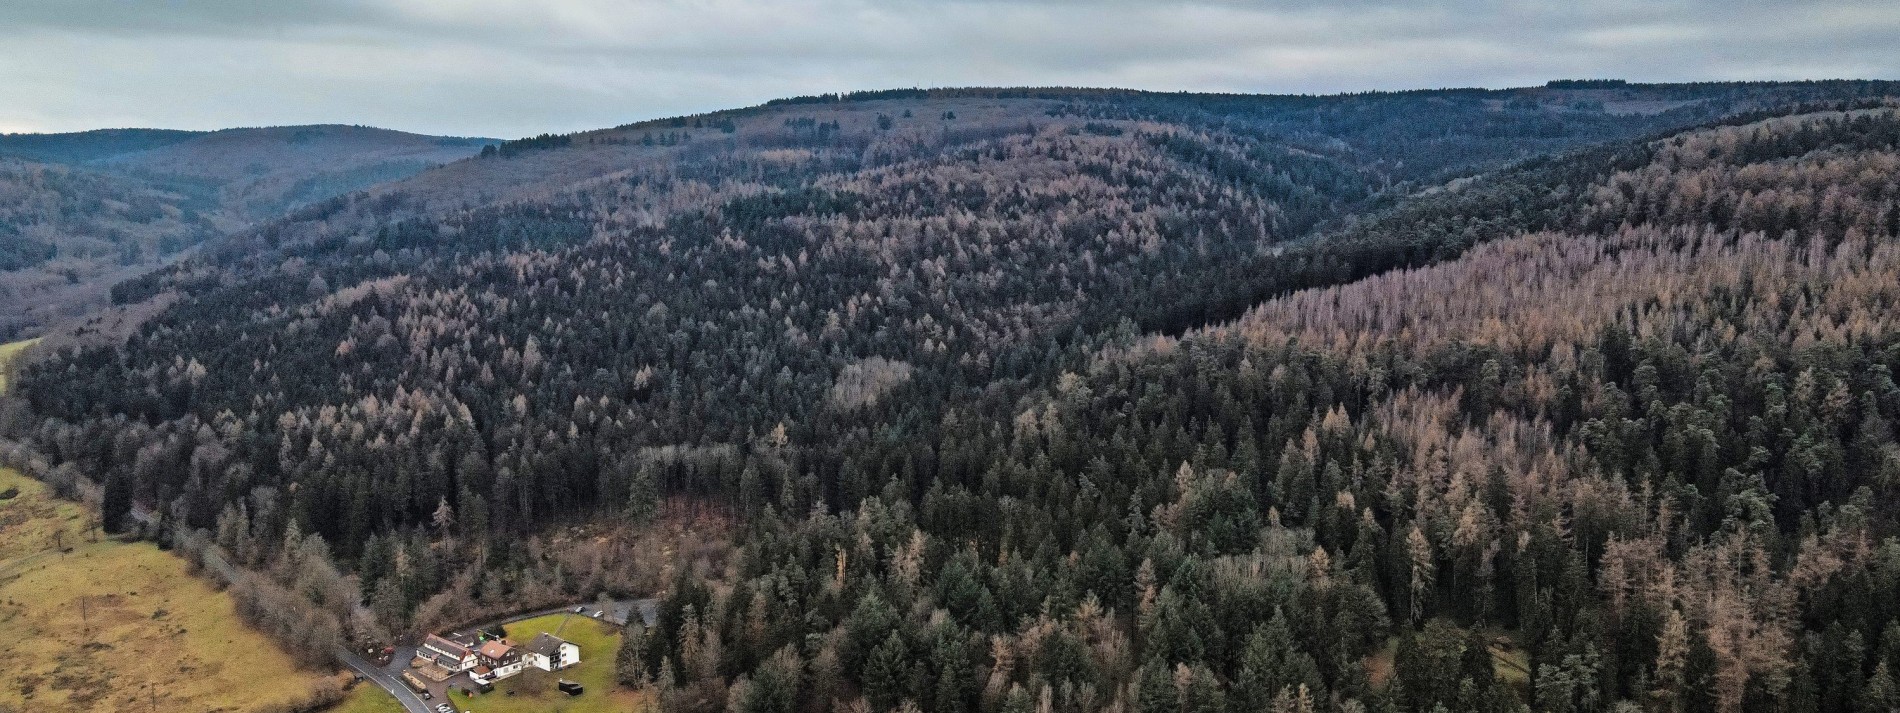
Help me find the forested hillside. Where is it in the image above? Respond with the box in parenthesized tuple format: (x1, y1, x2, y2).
(8, 83, 1900, 713)
(95, 125, 497, 220)
(0, 126, 492, 339)
(0, 128, 203, 164)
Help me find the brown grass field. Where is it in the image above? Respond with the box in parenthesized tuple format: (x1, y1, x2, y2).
(0, 467, 337, 713)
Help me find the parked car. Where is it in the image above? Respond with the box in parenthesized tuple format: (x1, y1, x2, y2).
(436, 704, 454, 713)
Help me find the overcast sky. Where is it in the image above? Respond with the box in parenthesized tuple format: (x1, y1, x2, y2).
(2, 0, 1896, 138)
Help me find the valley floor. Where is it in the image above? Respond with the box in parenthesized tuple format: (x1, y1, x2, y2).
(0, 467, 340, 713)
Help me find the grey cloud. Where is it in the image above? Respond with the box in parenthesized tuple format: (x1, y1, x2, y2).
(0, 0, 379, 37)
(0, 0, 1894, 137)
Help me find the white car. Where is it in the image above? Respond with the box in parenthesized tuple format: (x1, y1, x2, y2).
(436, 705, 454, 713)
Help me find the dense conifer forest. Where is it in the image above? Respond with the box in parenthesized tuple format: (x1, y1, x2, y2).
(8, 82, 1900, 713)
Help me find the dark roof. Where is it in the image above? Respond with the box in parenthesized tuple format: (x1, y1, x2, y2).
(422, 634, 472, 659)
(525, 633, 570, 657)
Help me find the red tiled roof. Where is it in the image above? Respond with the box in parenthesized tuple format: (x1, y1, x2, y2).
(478, 640, 514, 660)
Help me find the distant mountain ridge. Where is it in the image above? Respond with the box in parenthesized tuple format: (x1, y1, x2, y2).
(0, 124, 493, 165)
(93, 124, 497, 220)
(0, 128, 205, 164)
(0, 124, 497, 339)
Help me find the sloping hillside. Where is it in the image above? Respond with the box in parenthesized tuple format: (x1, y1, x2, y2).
(828, 106, 1897, 713)
(587, 105, 1900, 713)
(0, 158, 226, 338)
(36, 83, 1859, 554)
(11, 85, 1900, 713)
(99, 125, 495, 219)
(0, 126, 493, 339)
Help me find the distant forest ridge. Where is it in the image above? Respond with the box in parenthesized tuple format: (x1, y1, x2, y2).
(0, 124, 498, 339)
(451, 80, 1900, 172)
(0, 124, 495, 165)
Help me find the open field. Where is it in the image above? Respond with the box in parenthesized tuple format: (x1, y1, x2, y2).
(1487, 633, 1532, 686)
(0, 337, 38, 393)
(327, 684, 406, 713)
(0, 467, 336, 713)
(458, 612, 649, 713)
(0, 464, 90, 568)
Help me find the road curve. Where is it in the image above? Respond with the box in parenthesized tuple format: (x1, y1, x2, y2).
(165, 525, 655, 713)
(180, 536, 431, 713)
(338, 647, 433, 713)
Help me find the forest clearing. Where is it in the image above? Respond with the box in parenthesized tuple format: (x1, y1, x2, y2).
(0, 338, 36, 393)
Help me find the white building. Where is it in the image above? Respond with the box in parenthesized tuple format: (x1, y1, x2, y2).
(470, 639, 529, 685)
(523, 633, 581, 671)
(419, 634, 478, 673)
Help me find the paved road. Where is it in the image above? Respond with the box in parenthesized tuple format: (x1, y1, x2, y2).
(339, 646, 433, 713)
(358, 598, 657, 710)
(181, 538, 435, 713)
(165, 526, 659, 712)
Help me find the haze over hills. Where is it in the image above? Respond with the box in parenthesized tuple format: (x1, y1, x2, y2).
(0, 128, 206, 164)
(8, 80, 1900, 713)
(0, 125, 494, 340)
(90, 125, 498, 220)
